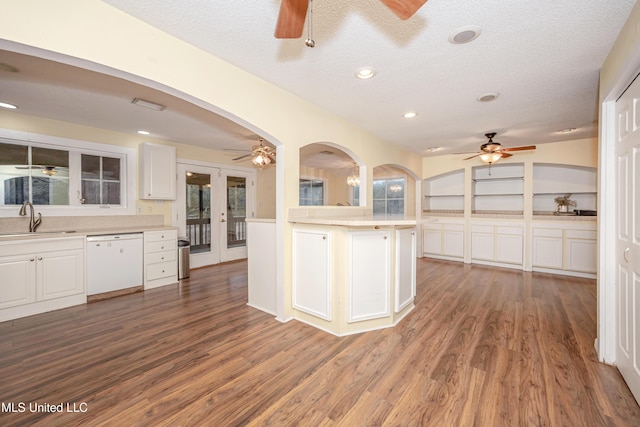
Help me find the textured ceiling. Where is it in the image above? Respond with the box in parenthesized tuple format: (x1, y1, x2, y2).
(0, 0, 636, 160)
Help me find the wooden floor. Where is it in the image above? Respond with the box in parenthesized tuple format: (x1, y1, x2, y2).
(1, 259, 640, 426)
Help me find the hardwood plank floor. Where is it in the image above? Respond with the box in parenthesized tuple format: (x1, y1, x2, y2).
(1, 258, 639, 426)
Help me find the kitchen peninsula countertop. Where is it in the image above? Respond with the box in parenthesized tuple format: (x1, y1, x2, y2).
(289, 215, 417, 226)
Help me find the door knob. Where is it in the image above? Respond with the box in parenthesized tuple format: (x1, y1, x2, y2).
(221, 219, 226, 222)
(624, 247, 630, 263)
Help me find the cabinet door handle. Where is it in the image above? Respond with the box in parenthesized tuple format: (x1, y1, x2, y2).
(383, 236, 388, 240)
(38, 257, 42, 261)
(624, 247, 630, 263)
(322, 236, 326, 240)
(30, 258, 35, 262)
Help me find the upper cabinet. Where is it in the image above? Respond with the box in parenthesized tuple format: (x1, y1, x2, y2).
(472, 163, 524, 215)
(532, 163, 596, 215)
(139, 143, 177, 200)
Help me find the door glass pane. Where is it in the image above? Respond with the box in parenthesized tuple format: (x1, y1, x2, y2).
(227, 176, 247, 249)
(186, 172, 211, 254)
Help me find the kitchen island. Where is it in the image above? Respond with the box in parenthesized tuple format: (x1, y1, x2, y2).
(290, 214, 417, 336)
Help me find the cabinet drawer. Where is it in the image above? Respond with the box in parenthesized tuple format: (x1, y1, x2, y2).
(497, 226, 523, 236)
(144, 230, 177, 243)
(145, 240, 177, 253)
(471, 225, 493, 234)
(146, 250, 176, 264)
(532, 228, 563, 238)
(444, 224, 464, 232)
(565, 229, 596, 240)
(146, 260, 177, 281)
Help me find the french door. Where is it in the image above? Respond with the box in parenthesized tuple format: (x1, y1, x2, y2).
(615, 73, 640, 403)
(177, 163, 254, 268)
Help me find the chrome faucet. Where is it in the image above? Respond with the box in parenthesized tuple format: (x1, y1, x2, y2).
(19, 201, 42, 232)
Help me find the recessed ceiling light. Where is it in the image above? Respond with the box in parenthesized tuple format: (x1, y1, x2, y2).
(355, 67, 376, 80)
(558, 128, 577, 133)
(449, 25, 482, 44)
(132, 98, 166, 111)
(0, 102, 18, 109)
(403, 111, 417, 119)
(137, 130, 150, 135)
(477, 92, 499, 102)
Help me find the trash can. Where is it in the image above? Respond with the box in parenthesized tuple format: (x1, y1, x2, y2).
(178, 238, 190, 279)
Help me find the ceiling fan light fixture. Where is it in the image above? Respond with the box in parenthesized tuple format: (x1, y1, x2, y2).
(347, 162, 360, 187)
(41, 167, 58, 176)
(449, 25, 482, 44)
(355, 67, 376, 80)
(480, 152, 502, 164)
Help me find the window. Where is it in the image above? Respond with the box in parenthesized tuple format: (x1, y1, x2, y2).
(1, 143, 71, 206)
(81, 154, 121, 205)
(0, 130, 134, 216)
(299, 179, 324, 206)
(372, 177, 405, 215)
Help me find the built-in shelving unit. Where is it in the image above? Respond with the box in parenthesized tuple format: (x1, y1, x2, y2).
(532, 164, 597, 215)
(422, 169, 464, 214)
(471, 164, 524, 215)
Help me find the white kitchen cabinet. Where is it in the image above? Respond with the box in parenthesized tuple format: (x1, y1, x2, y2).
(471, 222, 524, 269)
(143, 229, 178, 289)
(531, 222, 597, 278)
(0, 237, 85, 321)
(531, 224, 597, 277)
(395, 228, 416, 313)
(0, 254, 35, 309)
(423, 221, 464, 260)
(348, 230, 391, 322)
(292, 228, 331, 320)
(531, 228, 564, 269)
(291, 222, 416, 336)
(565, 229, 597, 273)
(139, 142, 177, 200)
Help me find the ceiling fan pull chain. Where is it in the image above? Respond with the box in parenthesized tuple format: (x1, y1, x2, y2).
(305, 0, 315, 47)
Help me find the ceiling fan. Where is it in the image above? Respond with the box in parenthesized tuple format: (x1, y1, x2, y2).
(463, 133, 536, 165)
(232, 138, 276, 168)
(275, 0, 429, 38)
(15, 165, 66, 176)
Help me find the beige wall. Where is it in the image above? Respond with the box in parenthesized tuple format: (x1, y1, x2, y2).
(422, 137, 598, 180)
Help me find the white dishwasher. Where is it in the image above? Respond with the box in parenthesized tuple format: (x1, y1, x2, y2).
(86, 233, 143, 295)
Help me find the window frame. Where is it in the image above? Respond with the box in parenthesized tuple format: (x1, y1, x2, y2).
(372, 176, 407, 216)
(0, 129, 136, 216)
(299, 177, 326, 206)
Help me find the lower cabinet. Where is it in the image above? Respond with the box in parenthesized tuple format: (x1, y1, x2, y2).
(471, 223, 524, 269)
(292, 224, 416, 336)
(348, 230, 391, 322)
(532, 225, 596, 277)
(143, 230, 178, 289)
(0, 237, 85, 321)
(423, 221, 464, 260)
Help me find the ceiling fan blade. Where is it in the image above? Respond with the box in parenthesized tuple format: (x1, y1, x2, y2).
(232, 153, 253, 161)
(502, 145, 536, 152)
(500, 152, 513, 159)
(380, 0, 428, 20)
(463, 153, 482, 160)
(275, 0, 308, 38)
